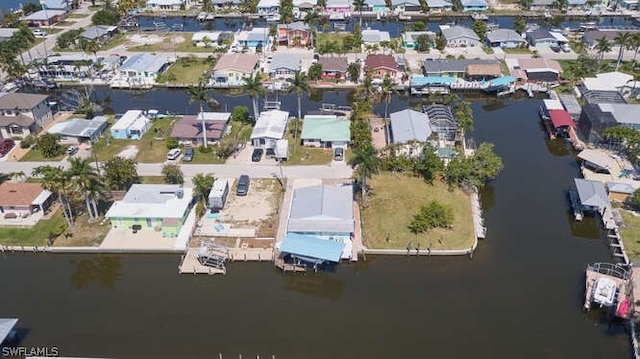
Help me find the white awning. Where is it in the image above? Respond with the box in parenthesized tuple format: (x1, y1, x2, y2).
(31, 189, 52, 206)
(578, 149, 613, 171)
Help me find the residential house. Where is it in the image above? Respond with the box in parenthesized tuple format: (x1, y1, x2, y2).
(389, 109, 432, 156)
(257, 0, 280, 14)
(364, 0, 389, 12)
(402, 31, 436, 48)
(42, 0, 71, 11)
(105, 185, 194, 238)
(318, 57, 348, 80)
(606, 182, 635, 202)
(300, 115, 351, 148)
(486, 29, 526, 48)
(114, 53, 169, 87)
(40, 54, 93, 80)
(460, 0, 489, 11)
(110, 110, 151, 140)
(526, 30, 568, 47)
(528, 0, 554, 10)
(391, 0, 422, 12)
(618, 0, 639, 10)
(440, 25, 481, 48)
(426, 0, 453, 12)
(212, 53, 258, 86)
(146, 0, 191, 11)
(325, 0, 352, 16)
(422, 59, 499, 77)
(237, 28, 270, 50)
(0, 92, 52, 139)
(79, 25, 118, 44)
(24, 10, 66, 26)
(515, 58, 562, 83)
(579, 71, 639, 103)
(574, 178, 611, 213)
(284, 183, 355, 261)
(250, 110, 290, 148)
(192, 31, 224, 47)
(170, 112, 231, 146)
(47, 116, 109, 144)
(0, 29, 19, 43)
(578, 103, 640, 144)
(293, 0, 317, 15)
(362, 29, 391, 45)
(582, 30, 640, 49)
(277, 22, 312, 47)
(268, 54, 302, 80)
(465, 63, 502, 80)
(212, 0, 242, 10)
(424, 104, 457, 142)
(365, 54, 399, 79)
(0, 183, 54, 218)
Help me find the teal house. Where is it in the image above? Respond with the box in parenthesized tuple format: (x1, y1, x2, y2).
(105, 184, 194, 238)
(364, 0, 388, 12)
(301, 115, 351, 149)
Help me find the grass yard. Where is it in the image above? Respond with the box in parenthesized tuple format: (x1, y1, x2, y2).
(502, 47, 532, 54)
(282, 119, 334, 165)
(0, 210, 66, 246)
(52, 213, 110, 247)
(139, 176, 167, 184)
(619, 210, 640, 260)
(128, 33, 219, 53)
(67, 13, 88, 19)
(19, 145, 70, 162)
(316, 32, 355, 52)
(157, 57, 212, 84)
(361, 173, 475, 250)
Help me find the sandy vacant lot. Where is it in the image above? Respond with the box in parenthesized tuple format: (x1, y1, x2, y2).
(221, 178, 280, 225)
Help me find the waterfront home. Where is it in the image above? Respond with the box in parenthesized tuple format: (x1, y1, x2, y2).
(526, 30, 568, 47)
(146, 0, 191, 11)
(170, 112, 231, 146)
(257, 0, 280, 15)
(422, 59, 499, 78)
(486, 29, 526, 48)
(0, 183, 54, 218)
(192, 31, 224, 47)
(606, 182, 635, 202)
(362, 29, 391, 45)
(466, 63, 502, 80)
(402, 31, 435, 48)
(115, 53, 169, 87)
(293, 0, 317, 16)
(460, 0, 488, 11)
(582, 29, 640, 49)
(0, 92, 52, 139)
(364, 0, 389, 12)
(237, 28, 270, 50)
(212, 0, 242, 10)
(212, 53, 259, 86)
(110, 110, 151, 140)
(440, 25, 481, 48)
(268, 54, 302, 80)
(574, 178, 611, 213)
(40, 54, 93, 81)
(528, 0, 553, 9)
(300, 115, 350, 148)
(426, 0, 453, 12)
(389, 109, 432, 156)
(79, 25, 118, 44)
(283, 183, 355, 261)
(106, 185, 194, 238)
(391, 0, 422, 12)
(277, 22, 312, 47)
(424, 104, 457, 142)
(251, 110, 289, 148)
(325, 0, 352, 16)
(23, 10, 66, 26)
(318, 57, 348, 80)
(513, 58, 562, 83)
(47, 116, 109, 144)
(578, 103, 640, 144)
(42, 0, 71, 11)
(0, 28, 18, 43)
(365, 54, 399, 79)
(618, 0, 639, 10)
(579, 71, 639, 103)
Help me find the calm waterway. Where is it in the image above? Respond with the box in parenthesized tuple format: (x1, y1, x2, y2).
(0, 91, 632, 358)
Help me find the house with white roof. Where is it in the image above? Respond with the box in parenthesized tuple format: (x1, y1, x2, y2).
(389, 109, 432, 157)
(110, 110, 151, 140)
(441, 25, 481, 48)
(237, 28, 270, 50)
(250, 110, 290, 148)
(146, 0, 191, 11)
(257, 0, 280, 14)
(362, 29, 391, 45)
(460, 0, 488, 11)
(364, 0, 389, 12)
(486, 29, 526, 48)
(391, 0, 422, 12)
(47, 116, 109, 144)
(282, 183, 355, 262)
(426, 0, 453, 11)
(112, 53, 169, 87)
(24, 9, 66, 26)
(579, 71, 639, 102)
(192, 31, 224, 47)
(105, 185, 194, 238)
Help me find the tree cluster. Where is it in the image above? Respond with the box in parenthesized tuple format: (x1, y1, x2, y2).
(444, 143, 503, 189)
(0, 24, 35, 79)
(408, 201, 454, 235)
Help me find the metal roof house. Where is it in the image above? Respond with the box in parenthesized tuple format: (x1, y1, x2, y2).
(574, 178, 611, 212)
(106, 185, 194, 238)
(579, 71, 639, 103)
(362, 29, 391, 45)
(114, 53, 169, 87)
(47, 116, 109, 144)
(237, 28, 270, 50)
(440, 25, 481, 48)
(300, 115, 351, 148)
(268, 54, 302, 80)
(110, 110, 151, 140)
(80, 25, 118, 42)
(251, 110, 289, 148)
(284, 184, 355, 261)
(390, 109, 432, 143)
(486, 29, 526, 48)
(460, 0, 488, 11)
(171, 112, 231, 146)
(578, 103, 640, 144)
(0, 92, 52, 139)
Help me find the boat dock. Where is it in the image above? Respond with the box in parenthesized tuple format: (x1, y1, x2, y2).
(584, 262, 632, 318)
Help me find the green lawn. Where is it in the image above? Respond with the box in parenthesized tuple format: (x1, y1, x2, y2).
(282, 119, 334, 165)
(139, 176, 167, 184)
(361, 173, 475, 250)
(503, 47, 532, 54)
(619, 210, 640, 260)
(88, 5, 102, 10)
(157, 57, 213, 84)
(67, 13, 88, 19)
(19, 146, 70, 162)
(0, 211, 65, 246)
(316, 32, 355, 53)
(128, 33, 220, 53)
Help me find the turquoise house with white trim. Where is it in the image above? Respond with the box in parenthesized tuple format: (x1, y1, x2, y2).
(300, 115, 351, 149)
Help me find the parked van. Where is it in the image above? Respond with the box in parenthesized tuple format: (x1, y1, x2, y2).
(208, 179, 229, 210)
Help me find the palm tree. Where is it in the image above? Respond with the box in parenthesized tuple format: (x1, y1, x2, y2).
(303, 11, 320, 49)
(33, 165, 75, 227)
(348, 143, 382, 206)
(68, 157, 103, 221)
(359, 70, 377, 100)
(380, 72, 394, 120)
(614, 32, 632, 71)
(187, 78, 211, 147)
(287, 71, 311, 150)
(242, 72, 265, 121)
(595, 36, 612, 63)
(192, 173, 216, 202)
(630, 33, 640, 69)
(353, 0, 366, 28)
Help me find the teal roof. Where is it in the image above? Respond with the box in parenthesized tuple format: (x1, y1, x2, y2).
(301, 115, 350, 142)
(489, 76, 515, 87)
(437, 147, 457, 158)
(411, 76, 456, 86)
(281, 233, 345, 263)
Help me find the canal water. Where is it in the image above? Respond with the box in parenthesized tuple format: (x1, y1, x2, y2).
(0, 91, 632, 358)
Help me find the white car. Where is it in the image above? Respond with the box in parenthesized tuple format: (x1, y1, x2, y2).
(32, 29, 48, 38)
(167, 148, 181, 160)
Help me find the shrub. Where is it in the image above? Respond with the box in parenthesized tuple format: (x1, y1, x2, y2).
(20, 135, 35, 148)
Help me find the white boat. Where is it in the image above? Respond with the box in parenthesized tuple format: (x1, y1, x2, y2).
(592, 277, 617, 306)
(470, 12, 488, 20)
(205, 13, 215, 20)
(197, 12, 207, 21)
(266, 14, 281, 22)
(544, 11, 552, 18)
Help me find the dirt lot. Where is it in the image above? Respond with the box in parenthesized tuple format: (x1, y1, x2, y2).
(221, 178, 283, 237)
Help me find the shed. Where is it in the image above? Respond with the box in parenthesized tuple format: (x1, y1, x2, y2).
(208, 179, 229, 210)
(574, 178, 611, 210)
(606, 181, 635, 202)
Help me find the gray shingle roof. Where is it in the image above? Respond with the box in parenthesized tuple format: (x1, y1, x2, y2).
(486, 29, 525, 43)
(120, 53, 168, 73)
(390, 109, 432, 144)
(0, 92, 48, 110)
(269, 54, 301, 71)
(441, 26, 479, 41)
(526, 29, 555, 42)
(80, 25, 116, 40)
(288, 184, 354, 233)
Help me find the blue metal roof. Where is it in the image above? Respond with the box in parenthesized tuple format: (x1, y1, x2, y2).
(489, 76, 515, 86)
(411, 76, 456, 85)
(280, 233, 345, 263)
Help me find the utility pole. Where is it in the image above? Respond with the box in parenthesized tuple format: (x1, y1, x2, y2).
(39, 0, 49, 58)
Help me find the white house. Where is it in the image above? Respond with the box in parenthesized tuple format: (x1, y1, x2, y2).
(47, 116, 109, 144)
(110, 110, 151, 140)
(362, 29, 391, 45)
(146, 0, 191, 11)
(111, 53, 169, 88)
(250, 110, 289, 149)
(440, 25, 481, 48)
(257, 0, 280, 14)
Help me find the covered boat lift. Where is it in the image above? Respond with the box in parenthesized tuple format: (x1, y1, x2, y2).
(278, 233, 345, 270)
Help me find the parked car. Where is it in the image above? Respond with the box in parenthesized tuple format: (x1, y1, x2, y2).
(251, 148, 263, 162)
(265, 148, 276, 159)
(182, 147, 194, 162)
(0, 139, 15, 157)
(561, 43, 571, 53)
(334, 147, 344, 161)
(236, 174, 250, 196)
(66, 145, 79, 156)
(167, 148, 182, 160)
(32, 29, 48, 37)
(550, 45, 561, 53)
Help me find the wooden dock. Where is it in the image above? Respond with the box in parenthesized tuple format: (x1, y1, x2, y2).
(178, 248, 226, 275)
(274, 257, 307, 273)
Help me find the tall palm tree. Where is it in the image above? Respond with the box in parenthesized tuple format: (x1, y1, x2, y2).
(380, 72, 394, 120)
(33, 165, 75, 227)
(630, 33, 640, 69)
(187, 78, 211, 147)
(303, 10, 320, 49)
(595, 36, 612, 63)
(242, 72, 265, 121)
(353, 0, 366, 28)
(359, 71, 377, 100)
(68, 157, 103, 221)
(287, 71, 311, 150)
(348, 143, 382, 206)
(614, 32, 632, 71)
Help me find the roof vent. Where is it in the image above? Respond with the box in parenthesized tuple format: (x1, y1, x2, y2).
(176, 189, 184, 199)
